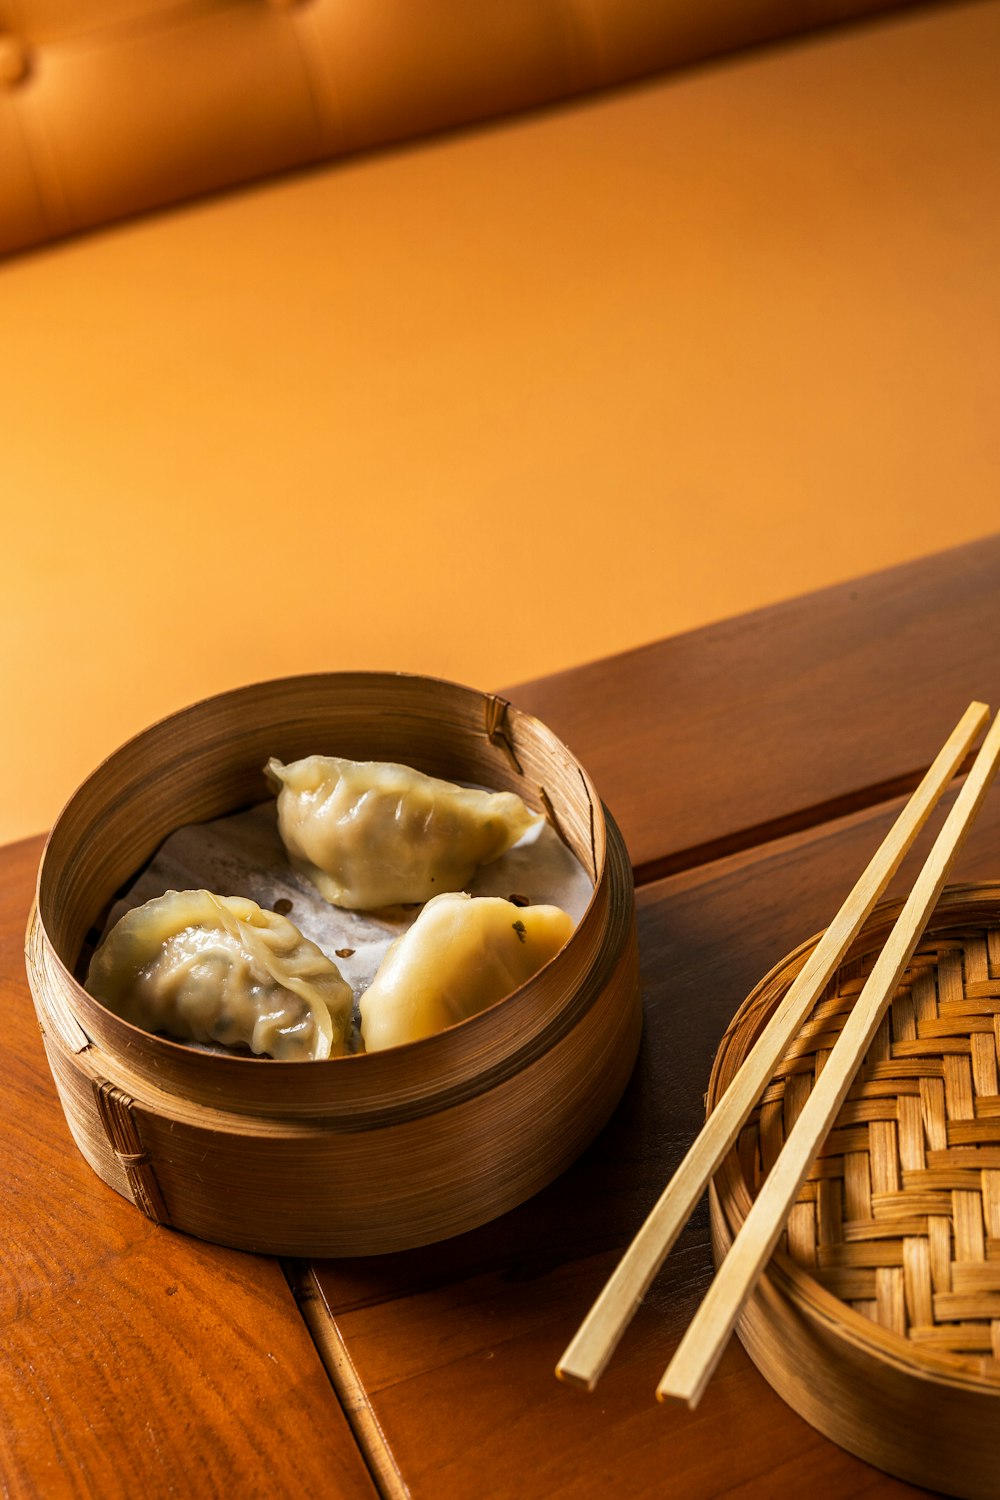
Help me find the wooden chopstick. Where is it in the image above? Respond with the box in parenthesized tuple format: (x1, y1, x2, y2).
(556, 700, 990, 1393)
(658, 701, 1000, 1408)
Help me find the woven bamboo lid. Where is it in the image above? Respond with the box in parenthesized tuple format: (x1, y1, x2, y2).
(710, 884, 1000, 1499)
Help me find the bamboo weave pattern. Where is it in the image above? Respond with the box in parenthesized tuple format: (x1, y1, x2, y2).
(745, 927, 1000, 1373)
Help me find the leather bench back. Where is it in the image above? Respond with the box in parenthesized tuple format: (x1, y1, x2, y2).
(1, 0, 921, 257)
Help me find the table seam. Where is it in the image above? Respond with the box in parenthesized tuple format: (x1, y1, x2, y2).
(282, 1259, 412, 1500)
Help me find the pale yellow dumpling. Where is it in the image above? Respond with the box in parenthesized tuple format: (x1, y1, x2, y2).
(86, 890, 353, 1060)
(266, 755, 542, 910)
(359, 891, 574, 1051)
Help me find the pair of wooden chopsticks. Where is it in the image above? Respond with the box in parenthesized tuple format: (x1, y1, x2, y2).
(557, 700, 1000, 1408)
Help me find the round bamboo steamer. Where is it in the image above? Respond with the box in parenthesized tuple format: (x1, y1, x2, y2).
(709, 884, 1000, 1499)
(26, 673, 641, 1256)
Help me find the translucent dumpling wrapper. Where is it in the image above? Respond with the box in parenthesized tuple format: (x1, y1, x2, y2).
(85, 890, 353, 1061)
(359, 891, 574, 1051)
(266, 755, 543, 910)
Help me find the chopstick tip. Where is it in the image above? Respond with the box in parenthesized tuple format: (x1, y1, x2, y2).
(655, 1377, 702, 1411)
(554, 1362, 597, 1392)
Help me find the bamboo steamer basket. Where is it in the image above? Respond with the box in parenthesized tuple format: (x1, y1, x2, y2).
(26, 673, 641, 1257)
(709, 884, 1000, 1499)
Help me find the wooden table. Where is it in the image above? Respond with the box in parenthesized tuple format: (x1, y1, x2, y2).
(6, 535, 1000, 1498)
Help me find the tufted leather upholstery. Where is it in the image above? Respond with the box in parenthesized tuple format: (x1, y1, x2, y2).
(1, 0, 921, 256)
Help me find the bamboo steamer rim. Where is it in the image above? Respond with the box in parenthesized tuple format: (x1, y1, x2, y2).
(709, 881, 1000, 1399)
(32, 671, 616, 1122)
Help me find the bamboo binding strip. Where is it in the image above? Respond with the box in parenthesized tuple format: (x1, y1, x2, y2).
(710, 886, 1000, 1500)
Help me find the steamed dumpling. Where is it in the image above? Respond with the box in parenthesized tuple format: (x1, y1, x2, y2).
(359, 891, 574, 1051)
(85, 890, 353, 1061)
(266, 755, 542, 910)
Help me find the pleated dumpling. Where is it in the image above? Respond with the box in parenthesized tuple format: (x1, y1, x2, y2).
(359, 891, 574, 1051)
(85, 890, 353, 1061)
(266, 755, 542, 910)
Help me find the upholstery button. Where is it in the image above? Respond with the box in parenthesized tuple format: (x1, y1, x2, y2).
(0, 34, 30, 87)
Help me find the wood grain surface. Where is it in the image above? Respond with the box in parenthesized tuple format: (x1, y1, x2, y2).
(299, 543, 1000, 1496)
(9, 537, 1000, 1498)
(0, 836, 377, 1500)
(506, 535, 1000, 879)
(307, 786, 1000, 1498)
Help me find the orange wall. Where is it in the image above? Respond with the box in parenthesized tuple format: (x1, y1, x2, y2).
(3, 1, 999, 846)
